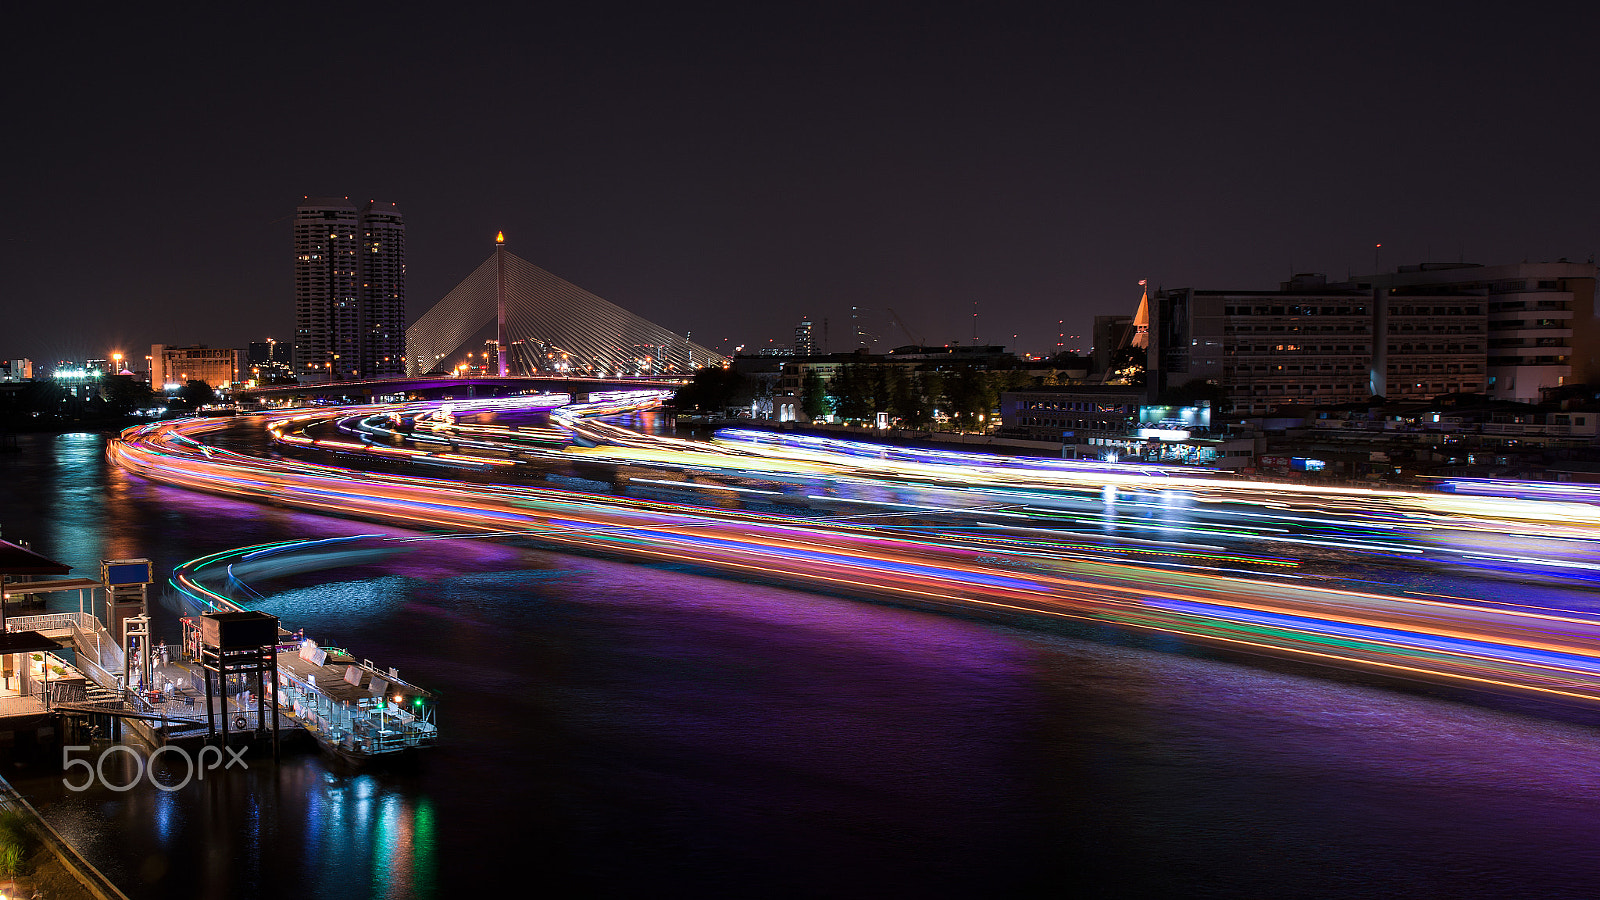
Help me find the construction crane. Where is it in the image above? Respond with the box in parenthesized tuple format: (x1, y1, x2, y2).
(886, 307, 925, 347)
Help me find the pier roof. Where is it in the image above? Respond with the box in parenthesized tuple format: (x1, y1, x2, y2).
(0, 541, 71, 577)
(0, 578, 103, 595)
(278, 648, 433, 706)
(0, 631, 65, 654)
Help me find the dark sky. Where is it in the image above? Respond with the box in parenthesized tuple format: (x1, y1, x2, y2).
(6, 3, 1597, 365)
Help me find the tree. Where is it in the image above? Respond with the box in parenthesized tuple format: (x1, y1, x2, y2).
(800, 369, 830, 421)
(177, 380, 217, 407)
(942, 366, 989, 430)
(102, 374, 153, 415)
(829, 364, 877, 422)
(22, 380, 66, 415)
(889, 370, 933, 427)
(671, 366, 752, 414)
(920, 371, 946, 422)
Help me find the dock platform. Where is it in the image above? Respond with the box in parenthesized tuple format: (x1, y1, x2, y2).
(272, 642, 436, 759)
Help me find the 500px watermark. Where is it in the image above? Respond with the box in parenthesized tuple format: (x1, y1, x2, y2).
(63, 744, 247, 793)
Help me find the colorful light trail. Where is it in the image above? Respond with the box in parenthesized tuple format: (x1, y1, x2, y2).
(109, 399, 1600, 705)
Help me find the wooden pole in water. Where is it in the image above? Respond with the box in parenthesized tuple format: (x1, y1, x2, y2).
(203, 650, 215, 738)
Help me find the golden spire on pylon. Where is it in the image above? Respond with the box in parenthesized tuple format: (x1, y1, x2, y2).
(1132, 279, 1150, 349)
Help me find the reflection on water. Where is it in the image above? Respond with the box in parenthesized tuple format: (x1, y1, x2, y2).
(4, 430, 1600, 898)
(26, 750, 435, 900)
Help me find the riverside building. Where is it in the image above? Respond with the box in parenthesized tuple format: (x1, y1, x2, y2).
(1150, 261, 1599, 412)
(1353, 261, 1597, 404)
(1153, 275, 1375, 415)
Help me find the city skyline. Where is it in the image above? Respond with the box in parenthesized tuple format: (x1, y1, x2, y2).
(6, 6, 1600, 895)
(7, 6, 1599, 364)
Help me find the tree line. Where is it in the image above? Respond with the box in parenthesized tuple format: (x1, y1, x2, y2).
(674, 363, 1037, 430)
(0, 376, 222, 429)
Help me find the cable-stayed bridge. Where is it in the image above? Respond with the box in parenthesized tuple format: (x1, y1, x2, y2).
(405, 237, 728, 378)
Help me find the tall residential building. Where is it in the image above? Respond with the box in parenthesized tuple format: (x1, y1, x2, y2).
(1372, 287, 1487, 401)
(361, 201, 406, 377)
(293, 197, 405, 382)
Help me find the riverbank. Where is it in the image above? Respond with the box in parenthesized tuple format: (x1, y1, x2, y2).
(0, 774, 126, 900)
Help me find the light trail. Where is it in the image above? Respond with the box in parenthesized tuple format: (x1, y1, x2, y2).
(107, 402, 1600, 706)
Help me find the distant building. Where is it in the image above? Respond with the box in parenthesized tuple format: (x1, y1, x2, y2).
(773, 345, 1019, 399)
(1150, 261, 1599, 412)
(1092, 315, 1132, 377)
(248, 339, 293, 383)
(794, 320, 816, 357)
(883, 344, 1014, 368)
(293, 197, 406, 382)
(151, 345, 246, 390)
(1001, 388, 1261, 468)
(1154, 277, 1377, 415)
(1000, 385, 1146, 447)
(1, 359, 34, 381)
(249, 339, 291, 366)
(50, 364, 103, 400)
(1352, 261, 1597, 404)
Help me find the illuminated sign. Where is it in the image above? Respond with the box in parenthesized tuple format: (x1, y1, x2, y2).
(1139, 404, 1212, 428)
(1137, 428, 1191, 441)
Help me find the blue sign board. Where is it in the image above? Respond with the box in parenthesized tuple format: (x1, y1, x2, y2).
(102, 560, 153, 586)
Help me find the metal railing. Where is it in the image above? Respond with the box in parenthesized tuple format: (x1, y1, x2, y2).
(5, 611, 97, 633)
(0, 695, 48, 717)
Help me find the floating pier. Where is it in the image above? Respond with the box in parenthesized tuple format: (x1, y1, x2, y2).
(170, 541, 438, 764)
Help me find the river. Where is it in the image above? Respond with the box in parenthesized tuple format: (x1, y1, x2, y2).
(2, 428, 1600, 899)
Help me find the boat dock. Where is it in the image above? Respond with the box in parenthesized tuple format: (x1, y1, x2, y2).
(273, 641, 436, 760)
(0, 539, 438, 765)
(0, 609, 435, 765)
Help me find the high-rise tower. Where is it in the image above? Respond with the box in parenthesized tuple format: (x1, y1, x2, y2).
(293, 197, 405, 381)
(361, 200, 406, 377)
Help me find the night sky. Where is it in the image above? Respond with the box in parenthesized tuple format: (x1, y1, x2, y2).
(6, 4, 1597, 365)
